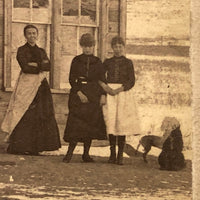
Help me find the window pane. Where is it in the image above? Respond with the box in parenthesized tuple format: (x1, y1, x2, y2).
(14, 0, 30, 8)
(81, 0, 96, 25)
(32, 0, 51, 23)
(13, 0, 31, 21)
(60, 55, 74, 89)
(61, 26, 77, 55)
(32, 0, 49, 8)
(60, 26, 77, 88)
(62, 0, 79, 23)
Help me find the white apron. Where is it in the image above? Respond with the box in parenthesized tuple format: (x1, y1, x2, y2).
(103, 84, 141, 141)
(1, 71, 47, 140)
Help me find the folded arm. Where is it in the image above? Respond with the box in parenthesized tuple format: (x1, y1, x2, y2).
(17, 48, 40, 74)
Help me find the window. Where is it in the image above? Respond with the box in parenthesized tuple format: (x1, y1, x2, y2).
(60, 0, 99, 89)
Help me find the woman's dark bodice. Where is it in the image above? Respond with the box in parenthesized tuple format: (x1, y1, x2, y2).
(69, 54, 105, 94)
(103, 56, 135, 91)
(16, 43, 50, 74)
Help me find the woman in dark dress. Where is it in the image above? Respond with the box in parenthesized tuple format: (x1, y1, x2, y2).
(63, 33, 107, 163)
(158, 125, 186, 171)
(1, 25, 61, 155)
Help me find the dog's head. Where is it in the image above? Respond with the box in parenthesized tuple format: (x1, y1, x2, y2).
(161, 117, 180, 140)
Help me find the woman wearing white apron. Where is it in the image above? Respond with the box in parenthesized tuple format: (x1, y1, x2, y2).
(1, 25, 61, 155)
(99, 36, 140, 165)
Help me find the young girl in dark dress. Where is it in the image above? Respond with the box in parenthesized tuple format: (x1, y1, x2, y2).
(63, 33, 107, 163)
(1, 25, 61, 155)
(100, 36, 140, 165)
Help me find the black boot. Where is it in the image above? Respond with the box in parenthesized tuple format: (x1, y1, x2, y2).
(82, 138, 94, 162)
(117, 136, 125, 165)
(108, 134, 117, 164)
(63, 141, 77, 163)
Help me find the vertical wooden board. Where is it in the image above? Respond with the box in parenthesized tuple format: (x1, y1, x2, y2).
(108, 9, 119, 22)
(61, 26, 77, 56)
(0, 36, 2, 58)
(119, 0, 126, 41)
(0, 0, 3, 15)
(51, 0, 61, 89)
(109, 0, 119, 9)
(4, 1, 12, 88)
(108, 21, 119, 33)
(99, 0, 108, 60)
(59, 55, 74, 89)
(0, 15, 3, 36)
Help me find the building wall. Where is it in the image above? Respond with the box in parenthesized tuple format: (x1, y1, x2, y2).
(126, 0, 190, 46)
(0, 0, 192, 148)
(126, 0, 191, 148)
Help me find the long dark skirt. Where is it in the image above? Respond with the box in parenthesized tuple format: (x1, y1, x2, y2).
(7, 78, 61, 155)
(63, 91, 107, 142)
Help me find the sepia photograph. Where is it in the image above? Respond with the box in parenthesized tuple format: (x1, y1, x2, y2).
(0, 0, 198, 199)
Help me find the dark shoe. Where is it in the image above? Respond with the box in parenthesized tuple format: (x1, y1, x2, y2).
(116, 147, 124, 165)
(63, 142, 77, 163)
(31, 152, 40, 156)
(108, 135, 117, 164)
(63, 154, 73, 163)
(117, 136, 125, 165)
(82, 154, 94, 162)
(116, 156, 123, 165)
(108, 146, 116, 164)
(108, 156, 116, 164)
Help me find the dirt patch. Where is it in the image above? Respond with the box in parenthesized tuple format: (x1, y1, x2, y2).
(0, 147, 192, 200)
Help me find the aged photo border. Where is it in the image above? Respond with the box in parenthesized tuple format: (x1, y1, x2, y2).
(191, 0, 200, 199)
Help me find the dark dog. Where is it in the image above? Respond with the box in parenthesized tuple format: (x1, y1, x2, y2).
(158, 126, 185, 171)
(135, 135, 164, 163)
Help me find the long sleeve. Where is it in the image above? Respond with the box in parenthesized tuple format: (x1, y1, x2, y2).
(16, 47, 40, 74)
(69, 58, 79, 92)
(97, 59, 107, 95)
(122, 60, 135, 91)
(99, 60, 107, 84)
(40, 48, 51, 72)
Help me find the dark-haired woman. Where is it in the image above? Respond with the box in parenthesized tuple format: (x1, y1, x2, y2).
(1, 24, 61, 155)
(63, 33, 107, 163)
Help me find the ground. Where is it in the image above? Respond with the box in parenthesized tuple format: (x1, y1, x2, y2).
(0, 135, 192, 200)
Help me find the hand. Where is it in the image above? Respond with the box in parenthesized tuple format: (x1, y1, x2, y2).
(98, 81, 115, 96)
(42, 60, 49, 64)
(28, 62, 38, 67)
(100, 95, 106, 106)
(113, 86, 124, 95)
(107, 88, 117, 96)
(77, 91, 89, 103)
